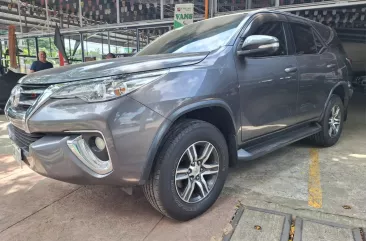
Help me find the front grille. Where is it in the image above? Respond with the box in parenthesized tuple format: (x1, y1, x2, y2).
(10, 124, 44, 151)
(15, 84, 49, 112)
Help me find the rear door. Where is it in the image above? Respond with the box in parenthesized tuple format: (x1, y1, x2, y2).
(235, 13, 299, 141)
(288, 19, 340, 122)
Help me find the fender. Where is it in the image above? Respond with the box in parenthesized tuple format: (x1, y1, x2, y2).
(319, 81, 350, 122)
(139, 99, 237, 183)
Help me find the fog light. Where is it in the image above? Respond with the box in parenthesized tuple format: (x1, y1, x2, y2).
(95, 137, 106, 151)
(67, 135, 112, 175)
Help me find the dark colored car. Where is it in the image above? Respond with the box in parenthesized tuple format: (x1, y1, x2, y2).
(5, 10, 352, 221)
(0, 69, 26, 112)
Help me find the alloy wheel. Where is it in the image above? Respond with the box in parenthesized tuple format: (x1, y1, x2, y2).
(328, 105, 341, 138)
(175, 141, 220, 203)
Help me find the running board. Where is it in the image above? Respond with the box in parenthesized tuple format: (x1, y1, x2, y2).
(237, 123, 321, 162)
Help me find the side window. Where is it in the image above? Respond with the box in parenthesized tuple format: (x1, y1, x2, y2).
(290, 23, 317, 55)
(313, 30, 324, 53)
(251, 21, 287, 56)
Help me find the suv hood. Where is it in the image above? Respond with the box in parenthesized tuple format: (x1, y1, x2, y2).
(20, 52, 209, 84)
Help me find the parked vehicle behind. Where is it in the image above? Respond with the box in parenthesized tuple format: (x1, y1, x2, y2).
(0, 69, 26, 112)
(5, 10, 352, 221)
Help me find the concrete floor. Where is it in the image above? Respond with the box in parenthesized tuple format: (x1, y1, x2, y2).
(0, 92, 365, 241)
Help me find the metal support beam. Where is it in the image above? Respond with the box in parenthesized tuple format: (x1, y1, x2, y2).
(80, 33, 85, 62)
(49, 37, 52, 57)
(101, 34, 104, 55)
(213, 0, 217, 16)
(35, 37, 39, 61)
(160, 0, 164, 20)
(17, 0, 23, 34)
(79, 0, 83, 27)
(117, 0, 120, 24)
(27, 39, 30, 55)
(136, 28, 140, 52)
(107, 32, 111, 53)
(247, 0, 252, 10)
(45, 0, 50, 30)
(0, 41, 3, 69)
(68, 37, 71, 57)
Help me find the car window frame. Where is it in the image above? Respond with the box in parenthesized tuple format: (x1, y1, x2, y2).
(288, 22, 319, 56)
(136, 13, 248, 56)
(312, 28, 327, 54)
(234, 13, 290, 59)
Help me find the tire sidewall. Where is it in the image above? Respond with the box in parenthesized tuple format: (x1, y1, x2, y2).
(158, 122, 229, 220)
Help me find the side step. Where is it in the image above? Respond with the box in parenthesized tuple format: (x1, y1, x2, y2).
(237, 123, 321, 162)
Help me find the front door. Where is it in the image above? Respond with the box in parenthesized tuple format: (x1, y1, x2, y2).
(235, 15, 299, 141)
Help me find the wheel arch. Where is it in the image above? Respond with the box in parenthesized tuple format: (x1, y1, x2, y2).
(139, 99, 238, 184)
(320, 81, 349, 122)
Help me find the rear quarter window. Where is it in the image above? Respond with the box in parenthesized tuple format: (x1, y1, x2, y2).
(312, 22, 332, 44)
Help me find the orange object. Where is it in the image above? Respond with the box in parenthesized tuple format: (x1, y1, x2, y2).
(205, 0, 209, 19)
(59, 51, 65, 66)
(8, 25, 17, 68)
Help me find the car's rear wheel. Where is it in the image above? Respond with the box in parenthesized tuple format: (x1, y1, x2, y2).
(310, 95, 344, 147)
(143, 119, 229, 221)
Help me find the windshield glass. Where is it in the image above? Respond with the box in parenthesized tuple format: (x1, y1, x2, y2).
(136, 13, 246, 56)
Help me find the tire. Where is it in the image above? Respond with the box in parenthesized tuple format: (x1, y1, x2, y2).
(143, 119, 229, 221)
(310, 95, 344, 147)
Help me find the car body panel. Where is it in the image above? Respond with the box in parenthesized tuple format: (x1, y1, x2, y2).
(285, 15, 343, 122)
(130, 46, 242, 142)
(14, 96, 166, 185)
(234, 13, 299, 141)
(19, 52, 210, 84)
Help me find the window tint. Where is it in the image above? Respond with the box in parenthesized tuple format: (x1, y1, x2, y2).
(252, 22, 287, 56)
(313, 31, 324, 53)
(291, 23, 317, 55)
(136, 14, 246, 56)
(312, 22, 332, 43)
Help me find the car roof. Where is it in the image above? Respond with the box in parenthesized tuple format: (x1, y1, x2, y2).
(244, 9, 334, 43)
(247, 8, 321, 24)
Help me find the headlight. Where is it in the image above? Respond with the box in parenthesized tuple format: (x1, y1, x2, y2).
(51, 70, 168, 102)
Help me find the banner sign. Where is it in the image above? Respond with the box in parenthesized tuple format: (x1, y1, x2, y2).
(174, 4, 194, 29)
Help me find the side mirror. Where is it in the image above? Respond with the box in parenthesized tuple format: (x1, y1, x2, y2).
(237, 35, 279, 57)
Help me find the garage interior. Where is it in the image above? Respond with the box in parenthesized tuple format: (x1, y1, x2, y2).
(0, 0, 366, 241)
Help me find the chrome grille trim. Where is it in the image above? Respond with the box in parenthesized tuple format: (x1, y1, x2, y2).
(21, 89, 44, 94)
(24, 84, 62, 133)
(18, 100, 36, 106)
(6, 84, 50, 133)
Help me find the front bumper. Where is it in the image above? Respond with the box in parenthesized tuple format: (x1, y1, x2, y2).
(7, 96, 167, 186)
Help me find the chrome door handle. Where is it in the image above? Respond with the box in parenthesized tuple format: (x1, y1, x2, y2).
(285, 67, 298, 73)
(327, 64, 336, 68)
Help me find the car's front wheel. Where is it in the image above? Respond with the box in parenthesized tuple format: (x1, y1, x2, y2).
(143, 119, 229, 221)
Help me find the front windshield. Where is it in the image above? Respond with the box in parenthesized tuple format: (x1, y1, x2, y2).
(136, 13, 246, 56)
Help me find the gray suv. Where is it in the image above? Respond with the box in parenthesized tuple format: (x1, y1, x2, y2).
(5, 10, 352, 221)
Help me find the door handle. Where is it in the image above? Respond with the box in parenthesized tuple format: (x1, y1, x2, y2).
(327, 64, 336, 68)
(285, 67, 298, 73)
